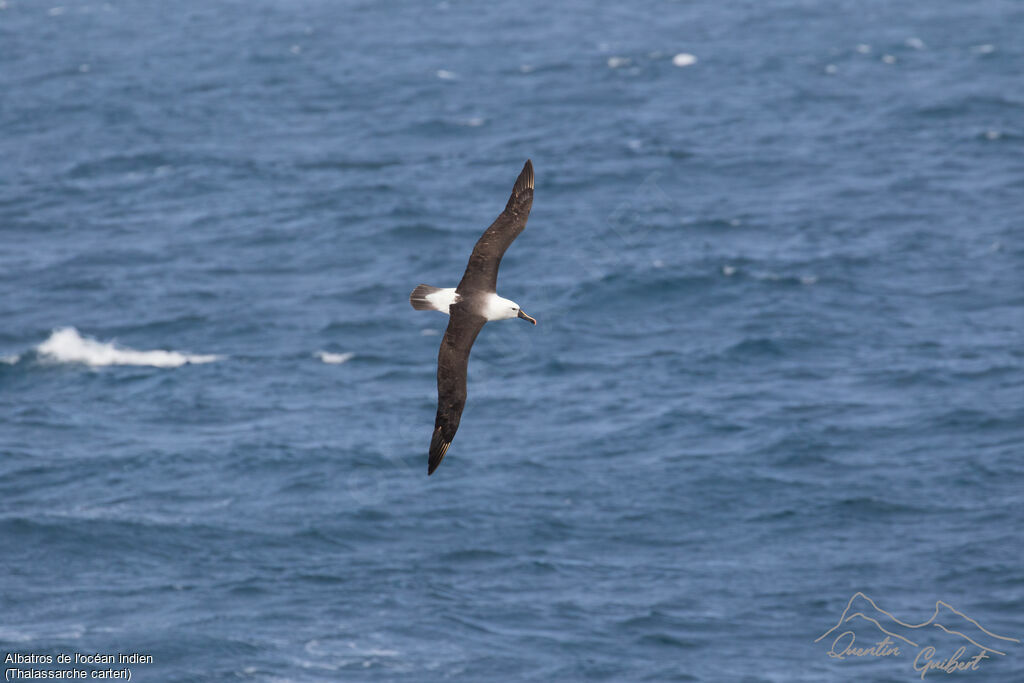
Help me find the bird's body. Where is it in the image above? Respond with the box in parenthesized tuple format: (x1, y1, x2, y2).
(410, 286, 525, 322)
(410, 160, 537, 475)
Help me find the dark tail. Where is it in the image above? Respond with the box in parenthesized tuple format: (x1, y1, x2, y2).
(410, 284, 441, 311)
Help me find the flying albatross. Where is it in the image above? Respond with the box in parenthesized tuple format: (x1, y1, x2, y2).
(410, 159, 537, 475)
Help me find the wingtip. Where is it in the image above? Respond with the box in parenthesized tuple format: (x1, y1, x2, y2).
(521, 159, 534, 191)
(428, 428, 452, 475)
(507, 159, 534, 210)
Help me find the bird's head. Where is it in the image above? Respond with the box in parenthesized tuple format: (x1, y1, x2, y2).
(511, 303, 536, 325)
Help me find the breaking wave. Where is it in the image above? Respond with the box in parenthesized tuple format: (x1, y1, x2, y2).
(315, 351, 355, 365)
(36, 327, 221, 368)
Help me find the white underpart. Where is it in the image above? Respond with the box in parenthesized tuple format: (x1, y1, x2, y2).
(429, 289, 520, 321)
(426, 287, 460, 314)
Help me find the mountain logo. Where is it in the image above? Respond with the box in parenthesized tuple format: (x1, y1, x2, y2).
(815, 592, 1020, 678)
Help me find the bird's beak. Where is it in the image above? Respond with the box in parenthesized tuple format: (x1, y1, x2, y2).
(518, 309, 537, 325)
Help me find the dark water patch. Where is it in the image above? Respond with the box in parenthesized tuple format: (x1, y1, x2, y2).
(65, 152, 176, 179)
(295, 157, 404, 172)
(821, 496, 934, 520)
(909, 94, 1024, 121)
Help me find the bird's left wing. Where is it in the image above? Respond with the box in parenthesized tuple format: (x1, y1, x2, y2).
(429, 304, 487, 475)
(456, 160, 534, 294)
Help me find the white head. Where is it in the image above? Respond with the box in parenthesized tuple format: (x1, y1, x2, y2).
(485, 294, 537, 324)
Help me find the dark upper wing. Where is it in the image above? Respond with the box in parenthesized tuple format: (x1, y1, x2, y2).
(456, 160, 534, 294)
(429, 303, 487, 475)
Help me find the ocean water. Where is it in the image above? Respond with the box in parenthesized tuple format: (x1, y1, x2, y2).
(2, 1, 1023, 680)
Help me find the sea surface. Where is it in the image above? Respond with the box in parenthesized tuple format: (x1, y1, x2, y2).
(2, 1, 1023, 681)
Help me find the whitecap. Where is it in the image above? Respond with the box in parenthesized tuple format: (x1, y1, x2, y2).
(856, 44, 872, 54)
(905, 37, 926, 50)
(882, 54, 896, 64)
(36, 327, 220, 368)
(436, 69, 456, 80)
(722, 265, 737, 277)
(824, 64, 838, 75)
(1, 354, 19, 365)
(607, 56, 631, 68)
(316, 351, 355, 364)
(971, 44, 996, 54)
(672, 53, 697, 67)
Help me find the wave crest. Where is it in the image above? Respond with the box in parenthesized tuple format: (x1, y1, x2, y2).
(315, 351, 354, 365)
(37, 327, 220, 368)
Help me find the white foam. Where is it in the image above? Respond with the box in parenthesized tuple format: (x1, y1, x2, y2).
(722, 265, 737, 277)
(905, 37, 926, 50)
(316, 351, 355, 365)
(672, 53, 697, 67)
(825, 64, 838, 75)
(882, 54, 896, 64)
(36, 327, 220, 368)
(856, 44, 872, 54)
(1, 354, 19, 365)
(607, 56, 631, 68)
(436, 69, 456, 80)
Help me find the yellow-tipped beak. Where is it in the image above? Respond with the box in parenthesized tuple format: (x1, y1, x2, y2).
(518, 309, 537, 325)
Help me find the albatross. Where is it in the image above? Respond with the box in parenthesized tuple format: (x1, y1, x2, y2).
(410, 159, 537, 475)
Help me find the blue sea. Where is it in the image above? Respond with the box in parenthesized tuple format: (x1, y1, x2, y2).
(2, 1, 1022, 680)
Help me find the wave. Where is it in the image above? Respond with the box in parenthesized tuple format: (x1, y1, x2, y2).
(315, 351, 355, 365)
(36, 327, 220, 368)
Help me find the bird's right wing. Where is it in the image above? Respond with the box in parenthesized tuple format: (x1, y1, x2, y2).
(429, 304, 487, 475)
(456, 160, 534, 294)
